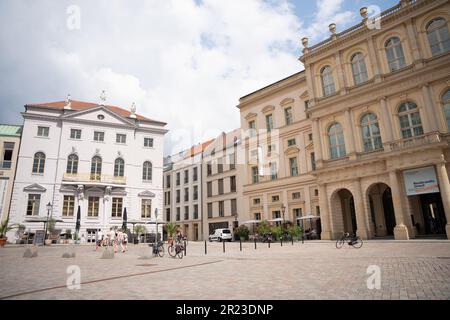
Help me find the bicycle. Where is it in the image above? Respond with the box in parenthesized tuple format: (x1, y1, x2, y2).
(168, 239, 184, 259)
(336, 232, 363, 249)
(150, 241, 165, 257)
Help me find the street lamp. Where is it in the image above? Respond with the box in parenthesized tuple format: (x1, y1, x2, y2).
(44, 202, 52, 245)
(281, 204, 286, 230)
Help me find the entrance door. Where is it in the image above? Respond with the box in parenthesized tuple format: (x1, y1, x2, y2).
(86, 229, 97, 243)
(419, 193, 447, 235)
(382, 188, 396, 235)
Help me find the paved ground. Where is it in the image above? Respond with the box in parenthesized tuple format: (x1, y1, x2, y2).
(0, 240, 449, 300)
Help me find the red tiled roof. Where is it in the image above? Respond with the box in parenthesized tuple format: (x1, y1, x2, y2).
(186, 139, 214, 157)
(26, 100, 166, 124)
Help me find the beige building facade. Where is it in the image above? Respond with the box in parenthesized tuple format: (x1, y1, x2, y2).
(0, 125, 22, 222)
(299, 0, 450, 240)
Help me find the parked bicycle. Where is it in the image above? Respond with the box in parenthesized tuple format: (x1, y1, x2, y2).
(150, 241, 165, 257)
(336, 232, 363, 249)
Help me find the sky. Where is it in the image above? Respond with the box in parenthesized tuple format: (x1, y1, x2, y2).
(0, 0, 394, 156)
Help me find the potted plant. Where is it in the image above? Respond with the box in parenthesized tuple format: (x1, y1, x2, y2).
(235, 225, 250, 241)
(134, 225, 146, 244)
(45, 218, 56, 245)
(0, 219, 19, 247)
(164, 222, 177, 246)
(15, 224, 26, 244)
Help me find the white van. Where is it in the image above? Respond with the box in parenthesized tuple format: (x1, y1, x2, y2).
(208, 228, 232, 242)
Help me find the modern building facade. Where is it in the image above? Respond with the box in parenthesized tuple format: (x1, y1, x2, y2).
(237, 73, 319, 234)
(299, 0, 450, 240)
(163, 139, 213, 241)
(7, 96, 167, 242)
(0, 125, 22, 222)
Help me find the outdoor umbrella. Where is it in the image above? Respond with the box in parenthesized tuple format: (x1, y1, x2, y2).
(75, 205, 81, 234)
(122, 207, 128, 231)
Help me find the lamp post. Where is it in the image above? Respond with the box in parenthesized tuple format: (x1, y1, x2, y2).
(281, 204, 286, 230)
(44, 202, 52, 245)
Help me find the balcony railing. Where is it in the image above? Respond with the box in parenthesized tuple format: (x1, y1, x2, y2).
(0, 161, 12, 169)
(63, 173, 127, 184)
(386, 132, 442, 152)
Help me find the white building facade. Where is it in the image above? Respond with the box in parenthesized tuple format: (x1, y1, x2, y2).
(7, 98, 167, 243)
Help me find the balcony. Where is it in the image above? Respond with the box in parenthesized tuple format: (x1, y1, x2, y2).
(63, 173, 127, 185)
(0, 161, 12, 169)
(386, 132, 442, 152)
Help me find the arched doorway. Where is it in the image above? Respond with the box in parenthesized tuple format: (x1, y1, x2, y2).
(330, 189, 357, 236)
(367, 183, 396, 237)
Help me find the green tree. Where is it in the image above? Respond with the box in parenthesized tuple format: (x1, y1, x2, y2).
(270, 225, 283, 240)
(235, 225, 250, 240)
(134, 225, 146, 243)
(256, 220, 270, 235)
(287, 224, 303, 240)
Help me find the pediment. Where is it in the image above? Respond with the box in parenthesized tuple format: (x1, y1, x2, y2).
(111, 188, 127, 196)
(300, 90, 309, 99)
(59, 185, 77, 193)
(62, 106, 136, 127)
(138, 190, 156, 198)
(245, 112, 257, 120)
(305, 142, 314, 151)
(23, 184, 46, 192)
(261, 105, 275, 114)
(285, 146, 300, 155)
(280, 98, 294, 106)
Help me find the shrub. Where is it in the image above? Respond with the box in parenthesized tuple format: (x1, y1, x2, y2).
(235, 225, 250, 240)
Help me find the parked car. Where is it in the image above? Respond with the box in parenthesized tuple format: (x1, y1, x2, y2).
(209, 228, 232, 242)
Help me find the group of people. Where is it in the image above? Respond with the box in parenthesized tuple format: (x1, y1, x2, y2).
(95, 228, 128, 253)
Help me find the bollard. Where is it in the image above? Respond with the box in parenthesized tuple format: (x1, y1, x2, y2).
(254, 238, 257, 250)
(291, 237, 294, 246)
(184, 240, 187, 256)
(205, 241, 207, 255)
(281, 238, 283, 247)
(302, 234, 304, 244)
(223, 240, 225, 253)
(268, 241, 270, 248)
(240, 238, 242, 252)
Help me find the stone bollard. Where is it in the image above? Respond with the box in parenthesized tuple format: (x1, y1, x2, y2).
(204, 241, 207, 255)
(62, 246, 76, 258)
(101, 247, 115, 259)
(23, 246, 38, 258)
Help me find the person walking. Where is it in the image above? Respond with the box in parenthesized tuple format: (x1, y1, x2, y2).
(96, 229, 103, 250)
(117, 230, 126, 253)
(109, 228, 117, 253)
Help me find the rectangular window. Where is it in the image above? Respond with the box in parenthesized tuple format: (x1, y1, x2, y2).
(207, 182, 212, 197)
(2, 142, 14, 169)
(70, 129, 81, 140)
(207, 162, 212, 176)
(94, 131, 105, 142)
(287, 138, 296, 146)
(166, 208, 171, 222)
(193, 185, 198, 200)
(193, 167, 198, 181)
(184, 206, 189, 220)
(176, 172, 180, 186)
(272, 195, 279, 202)
(284, 107, 293, 125)
(289, 157, 299, 176)
(314, 189, 319, 196)
(273, 210, 281, 226)
(266, 114, 273, 131)
(26, 194, 41, 216)
(176, 190, 180, 203)
(166, 175, 171, 188)
(116, 134, 126, 144)
(88, 197, 99, 217)
(270, 162, 278, 180)
(229, 153, 235, 170)
(167, 191, 171, 205)
(311, 152, 316, 171)
(231, 199, 237, 215)
(252, 166, 259, 184)
(253, 198, 261, 205)
(144, 137, 154, 148)
(62, 195, 75, 217)
(193, 204, 199, 219)
(292, 192, 301, 200)
(207, 203, 213, 218)
(184, 188, 189, 202)
(230, 176, 236, 193)
(37, 126, 49, 137)
(217, 158, 223, 173)
(111, 198, 123, 218)
(249, 120, 256, 137)
(268, 144, 276, 154)
(219, 201, 224, 217)
(294, 208, 302, 218)
(184, 170, 189, 184)
(255, 212, 261, 221)
(218, 179, 224, 195)
(176, 207, 180, 221)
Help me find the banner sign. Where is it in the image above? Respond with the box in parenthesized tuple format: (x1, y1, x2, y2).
(403, 166, 439, 196)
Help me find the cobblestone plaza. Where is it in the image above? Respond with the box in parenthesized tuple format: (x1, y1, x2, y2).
(1, 241, 449, 300)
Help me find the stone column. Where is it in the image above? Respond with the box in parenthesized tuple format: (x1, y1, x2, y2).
(318, 184, 332, 239)
(335, 51, 347, 93)
(405, 19, 423, 65)
(344, 109, 356, 156)
(371, 193, 387, 237)
(312, 119, 323, 167)
(353, 179, 370, 239)
(422, 84, 442, 132)
(367, 36, 381, 81)
(435, 162, 450, 239)
(379, 97, 394, 142)
(389, 170, 409, 240)
(304, 186, 312, 216)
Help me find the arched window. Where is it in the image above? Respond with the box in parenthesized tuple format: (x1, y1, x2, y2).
(328, 123, 346, 159)
(114, 158, 125, 177)
(143, 161, 152, 181)
(426, 18, 450, 56)
(442, 89, 450, 129)
(385, 37, 406, 71)
(351, 52, 368, 85)
(321, 66, 336, 96)
(361, 113, 382, 152)
(398, 102, 423, 138)
(66, 154, 79, 174)
(32, 152, 45, 174)
(90, 156, 102, 181)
